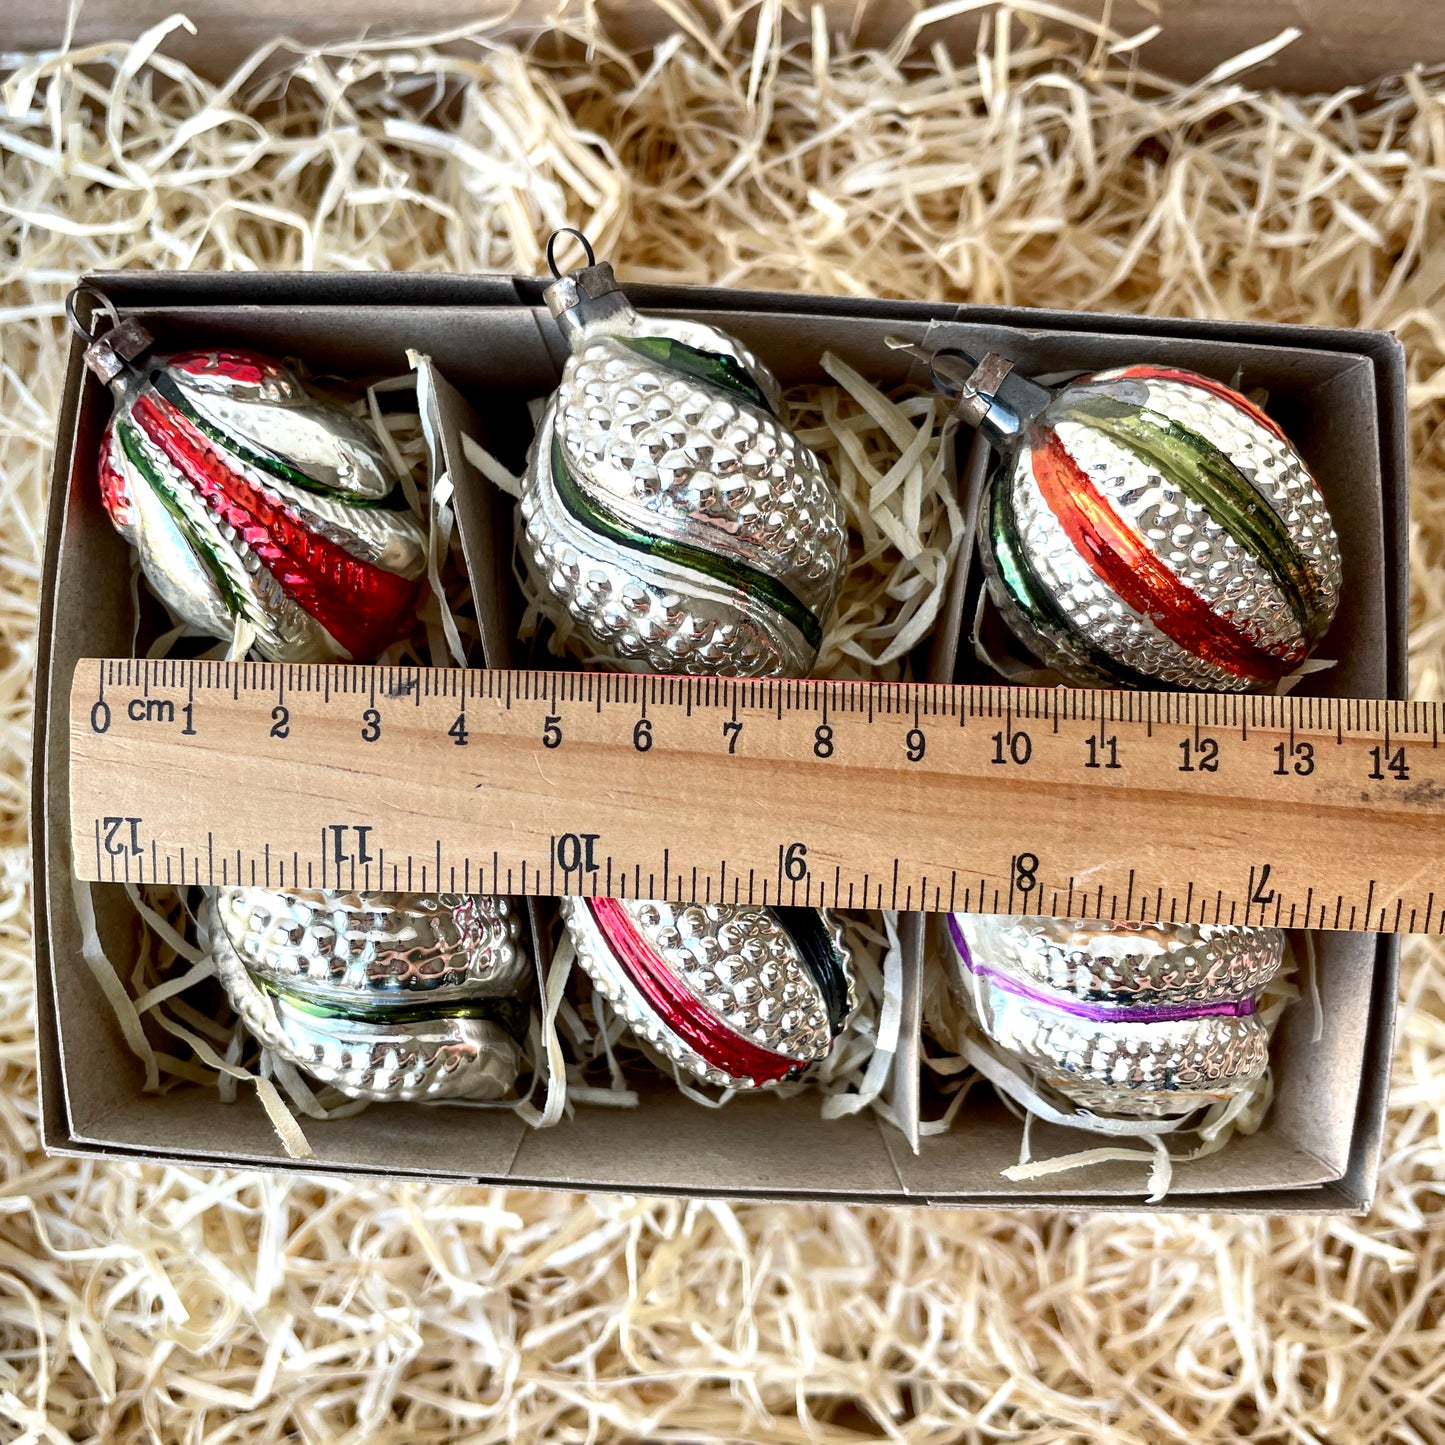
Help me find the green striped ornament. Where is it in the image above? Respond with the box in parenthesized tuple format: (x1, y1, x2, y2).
(980, 363, 1341, 692)
(520, 265, 847, 678)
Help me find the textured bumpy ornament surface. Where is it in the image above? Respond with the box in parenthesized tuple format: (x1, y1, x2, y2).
(520, 259, 847, 676)
(93, 342, 426, 662)
(203, 889, 530, 1102)
(945, 914, 1285, 1118)
(528, 242, 855, 1088)
(978, 363, 1342, 691)
(562, 897, 856, 1089)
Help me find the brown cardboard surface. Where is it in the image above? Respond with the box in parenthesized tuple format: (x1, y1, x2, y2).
(4, 0, 1440, 92)
(33, 276, 1407, 1210)
(415, 359, 526, 670)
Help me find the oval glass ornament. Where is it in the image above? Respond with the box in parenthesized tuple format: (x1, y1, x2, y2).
(943, 913, 1286, 1119)
(520, 242, 848, 677)
(906, 343, 1342, 691)
(203, 889, 531, 1102)
(562, 897, 857, 1090)
(78, 303, 427, 663)
(521, 235, 858, 1093)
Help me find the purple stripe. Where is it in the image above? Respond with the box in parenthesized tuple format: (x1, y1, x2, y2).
(946, 916, 1259, 1023)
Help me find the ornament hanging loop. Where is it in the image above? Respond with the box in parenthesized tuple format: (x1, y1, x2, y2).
(929, 349, 1016, 425)
(541, 228, 627, 344)
(67, 283, 155, 387)
(546, 228, 597, 279)
(65, 283, 120, 345)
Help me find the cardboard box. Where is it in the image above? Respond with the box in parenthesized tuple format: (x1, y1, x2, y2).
(33, 270, 1407, 1209)
(903, 314, 1407, 1208)
(5, 0, 1443, 93)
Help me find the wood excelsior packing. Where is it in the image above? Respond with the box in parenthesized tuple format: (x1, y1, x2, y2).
(1, 5, 1444, 1439)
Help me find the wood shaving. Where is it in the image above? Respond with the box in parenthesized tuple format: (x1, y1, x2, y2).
(1, 6, 1444, 1441)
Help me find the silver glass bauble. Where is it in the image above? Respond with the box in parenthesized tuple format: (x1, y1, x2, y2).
(909, 344, 1341, 691)
(562, 896, 856, 1090)
(203, 889, 531, 1102)
(81, 309, 426, 663)
(520, 245, 847, 676)
(945, 913, 1286, 1118)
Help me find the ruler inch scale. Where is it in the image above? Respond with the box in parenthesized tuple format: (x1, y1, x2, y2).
(68, 657, 1445, 935)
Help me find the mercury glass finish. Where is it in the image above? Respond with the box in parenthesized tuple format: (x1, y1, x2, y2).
(978, 363, 1342, 692)
(90, 339, 426, 663)
(945, 914, 1286, 1118)
(562, 897, 856, 1090)
(520, 258, 847, 676)
(204, 889, 530, 1102)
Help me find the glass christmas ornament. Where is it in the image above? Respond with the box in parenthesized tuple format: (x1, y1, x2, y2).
(203, 889, 531, 1102)
(562, 897, 856, 1090)
(944, 914, 1286, 1119)
(520, 233, 857, 1090)
(520, 232, 847, 677)
(902, 342, 1342, 691)
(75, 292, 426, 663)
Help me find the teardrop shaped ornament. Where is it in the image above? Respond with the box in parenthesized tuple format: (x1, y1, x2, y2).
(521, 248, 848, 676)
(83, 311, 427, 662)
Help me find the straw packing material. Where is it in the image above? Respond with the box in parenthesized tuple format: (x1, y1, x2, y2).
(1, 6, 1444, 1441)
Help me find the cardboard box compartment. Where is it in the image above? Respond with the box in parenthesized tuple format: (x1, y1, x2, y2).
(7, 0, 1445, 94)
(33, 271, 1407, 1210)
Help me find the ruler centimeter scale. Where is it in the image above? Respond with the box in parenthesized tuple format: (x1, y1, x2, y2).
(68, 657, 1445, 935)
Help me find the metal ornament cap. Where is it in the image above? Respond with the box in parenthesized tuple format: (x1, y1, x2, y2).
(945, 914, 1286, 1119)
(96, 345, 427, 662)
(972, 361, 1342, 692)
(562, 897, 856, 1090)
(521, 240, 848, 677)
(203, 889, 529, 1102)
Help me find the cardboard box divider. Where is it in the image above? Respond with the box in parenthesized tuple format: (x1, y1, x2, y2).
(32, 273, 1406, 1209)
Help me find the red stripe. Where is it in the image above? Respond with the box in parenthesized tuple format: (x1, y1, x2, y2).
(131, 392, 419, 661)
(98, 418, 133, 528)
(168, 350, 284, 388)
(1030, 428, 1296, 683)
(1107, 365, 1291, 446)
(587, 898, 799, 1085)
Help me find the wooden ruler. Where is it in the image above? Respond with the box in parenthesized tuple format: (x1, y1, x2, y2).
(67, 657, 1445, 935)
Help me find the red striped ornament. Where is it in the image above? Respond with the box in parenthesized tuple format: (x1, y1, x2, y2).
(978, 361, 1341, 692)
(88, 331, 427, 664)
(562, 897, 855, 1090)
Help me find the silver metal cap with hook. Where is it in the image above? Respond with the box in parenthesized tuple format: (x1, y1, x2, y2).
(67, 283, 154, 388)
(886, 335, 1050, 449)
(541, 228, 632, 346)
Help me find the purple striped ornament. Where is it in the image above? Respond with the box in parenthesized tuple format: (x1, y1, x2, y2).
(943, 914, 1285, 1119)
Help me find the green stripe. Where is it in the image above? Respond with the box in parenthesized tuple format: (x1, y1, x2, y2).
(549, 432, 823, 654)
(259, 974, 530, 1042)
(152, 371, 396, 509)
(618, 335, 773, 414)
(1063, 396, 1325, 644)
(117, 419, 252, 622)
(987, 464, 1170, 691)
